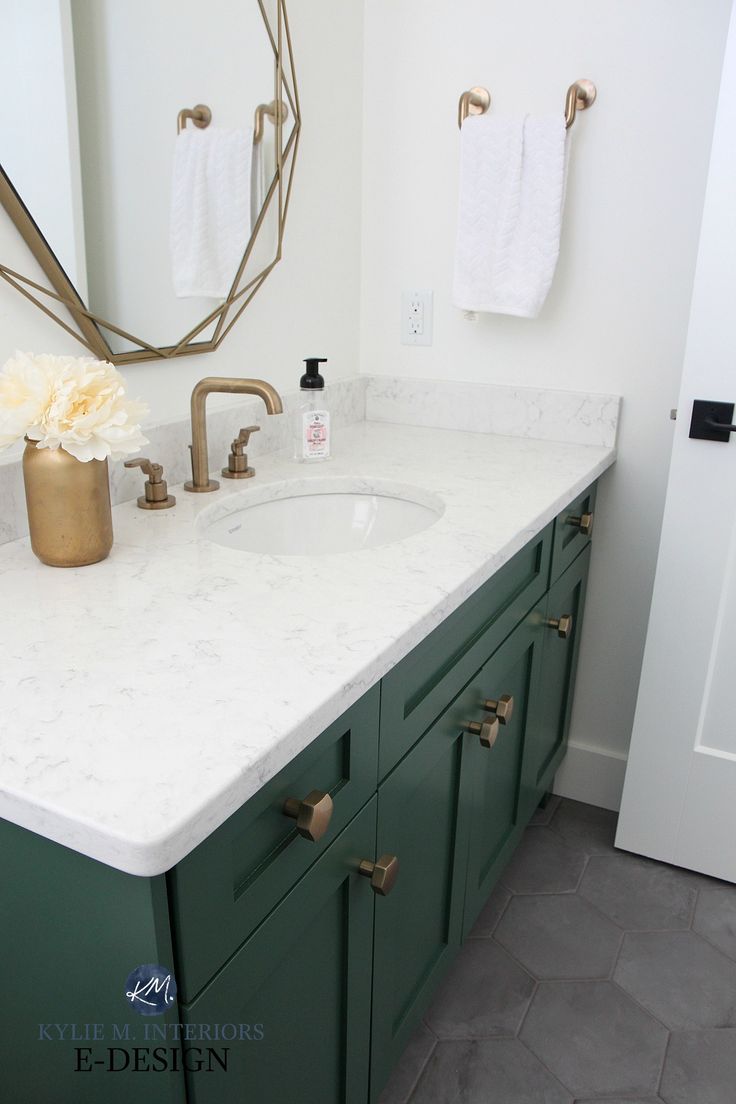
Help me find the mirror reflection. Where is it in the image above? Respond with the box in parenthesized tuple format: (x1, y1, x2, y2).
(1, 0, 294, 355)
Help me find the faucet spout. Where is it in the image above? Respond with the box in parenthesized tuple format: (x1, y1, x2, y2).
(184, 376, 283, 493)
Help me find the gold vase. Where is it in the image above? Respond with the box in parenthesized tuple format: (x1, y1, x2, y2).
(22, 440, 113, 567)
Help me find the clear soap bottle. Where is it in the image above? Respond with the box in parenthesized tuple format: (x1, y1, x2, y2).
(293, 357, 331, 462)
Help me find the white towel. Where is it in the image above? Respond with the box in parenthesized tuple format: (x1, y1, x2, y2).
(170, 125, 254, 299)
(453, 114, 567, 318)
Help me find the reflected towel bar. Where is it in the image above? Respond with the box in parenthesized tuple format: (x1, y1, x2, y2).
(254, 99, 289, 144)
(457, 79, 596, 129)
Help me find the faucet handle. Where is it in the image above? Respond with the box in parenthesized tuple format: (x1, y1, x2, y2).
(124, 457, 176, 510)
(222, 425, 259, 480)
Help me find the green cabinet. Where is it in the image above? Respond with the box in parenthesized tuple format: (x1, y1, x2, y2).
(461, 609, 543, 937)
(180, 801, 377, 1104)
(518, 545, 591, 824)
(369, 689, 473, 1095)
(0, 482, 598, 1104)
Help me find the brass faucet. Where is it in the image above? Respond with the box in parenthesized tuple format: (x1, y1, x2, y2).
(184, 376, 283, 493)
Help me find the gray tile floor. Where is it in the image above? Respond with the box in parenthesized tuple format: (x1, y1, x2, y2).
(379, 797, 736, 1104)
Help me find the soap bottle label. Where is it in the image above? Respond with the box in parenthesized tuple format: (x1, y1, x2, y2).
(301, 410, 330, 459)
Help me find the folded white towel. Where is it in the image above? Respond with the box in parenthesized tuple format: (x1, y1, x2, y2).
(170, 125, 254, 299)
(453, 114, 567, 318)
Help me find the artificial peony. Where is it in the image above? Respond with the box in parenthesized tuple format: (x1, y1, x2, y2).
(0, 351, 148, 462)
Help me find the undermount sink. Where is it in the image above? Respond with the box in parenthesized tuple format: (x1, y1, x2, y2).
(198, 478, 445, 556)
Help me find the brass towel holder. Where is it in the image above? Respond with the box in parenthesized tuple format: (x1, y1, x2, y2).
(457, 78, 597, 129)
(176, 99, 290, 143)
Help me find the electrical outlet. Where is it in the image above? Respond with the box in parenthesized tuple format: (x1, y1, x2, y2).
(401, 290, 433, 346)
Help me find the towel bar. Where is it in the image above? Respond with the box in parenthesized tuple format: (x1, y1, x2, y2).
(457, 79, 596, 129)
(177, 104, 212, 134)
(457, 87, 491, 129)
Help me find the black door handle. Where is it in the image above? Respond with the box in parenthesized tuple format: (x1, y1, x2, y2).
(689, 400, 736, 442)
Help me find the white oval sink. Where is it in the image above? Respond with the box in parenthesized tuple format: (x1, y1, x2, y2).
(198, 478, 444, 556)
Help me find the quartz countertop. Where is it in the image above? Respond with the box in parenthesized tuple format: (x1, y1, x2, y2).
(0, 421, 615, 876)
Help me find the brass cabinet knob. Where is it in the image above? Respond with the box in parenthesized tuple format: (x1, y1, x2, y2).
(482, 694, 514, 725)
(467, 717, 500, 749)
(358, 854, 400, 896)
(567, 511, 594, 536)
(545, 614, 573, 639)
(282, 789, 334, 842)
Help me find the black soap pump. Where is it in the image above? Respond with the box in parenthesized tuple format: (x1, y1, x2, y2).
(293, 358, 330, 462)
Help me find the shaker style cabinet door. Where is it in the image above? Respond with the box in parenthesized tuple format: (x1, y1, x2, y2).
(519, 545, 591, 823)
(181, 799, 378, 1104)
(462, 610, 543, 937)
(369, 685, 476, 1101)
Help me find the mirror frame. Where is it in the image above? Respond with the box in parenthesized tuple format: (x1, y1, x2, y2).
(0, 0, 300, 365)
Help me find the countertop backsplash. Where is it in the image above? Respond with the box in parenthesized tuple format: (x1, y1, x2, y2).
(0, 374, 620, 547)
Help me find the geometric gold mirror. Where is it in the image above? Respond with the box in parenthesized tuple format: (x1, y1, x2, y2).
(0, 0, 300, 365)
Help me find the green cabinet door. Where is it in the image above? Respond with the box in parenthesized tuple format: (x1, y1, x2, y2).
(369, 688, 474, 1101)
(462, 609, 543, 937)
(519, 545, 591, 823)
(181, 799, 377, 1104)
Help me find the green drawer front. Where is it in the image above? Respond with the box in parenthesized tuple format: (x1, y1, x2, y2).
(181, 799, 377, 1104)
(379, 524, 552, 778)
(550, 481, 597, 583)
(168, 685, 380, 1003)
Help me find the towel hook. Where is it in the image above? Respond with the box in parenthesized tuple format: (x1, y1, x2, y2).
(254, 99, 289, 144)
(177, 104, 212, 134)
(564, 79, 596, 129)
(457, 86, 491, 129)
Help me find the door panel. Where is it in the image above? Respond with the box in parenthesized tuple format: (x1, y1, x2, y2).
(463, 611, 542, 936)
(370, 691, 473, 1099)
(520, 547, 591, 824)
(182, 800, 377, 1104)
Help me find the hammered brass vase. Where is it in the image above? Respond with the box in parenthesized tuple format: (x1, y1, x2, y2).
(22, 441, 113, 567)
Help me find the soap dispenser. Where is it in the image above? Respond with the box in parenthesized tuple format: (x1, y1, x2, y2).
(293, 357, 330, 462)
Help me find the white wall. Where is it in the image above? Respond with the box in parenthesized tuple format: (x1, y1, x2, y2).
(0, 0, 364, 422)
(360, 0, 733, 805)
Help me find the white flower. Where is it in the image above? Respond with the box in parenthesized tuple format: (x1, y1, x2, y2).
(0, 352, 149, 462)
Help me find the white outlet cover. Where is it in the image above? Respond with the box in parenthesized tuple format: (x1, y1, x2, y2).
(401, 290, 433, 346)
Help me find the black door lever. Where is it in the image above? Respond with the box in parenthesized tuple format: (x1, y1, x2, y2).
(689, 400, 736, 442)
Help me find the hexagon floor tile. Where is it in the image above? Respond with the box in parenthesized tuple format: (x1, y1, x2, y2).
(660, 1029, 736, 1104)
(693, 887, 736, 961)
(548, 797, 618, 855)
(377, 799, 736, 1104)
(614, 930, 736, 1030)
(468, 882, 511, 939)
(424, 939, 534, 1039)
(495, 893, 622, 979)
(579, 852, 697, 930)
(500, 827, 586, 894)
(519, 980, 668, 1098)
(409, 1039, 573, 1104)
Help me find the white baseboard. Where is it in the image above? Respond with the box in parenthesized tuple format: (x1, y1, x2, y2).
(553, 740, 628, 812)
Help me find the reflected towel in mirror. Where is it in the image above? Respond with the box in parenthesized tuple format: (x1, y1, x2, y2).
(170, 124, 254, 299)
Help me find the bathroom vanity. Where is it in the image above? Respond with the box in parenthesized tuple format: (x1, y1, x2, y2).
(0, 421, 612, 1103)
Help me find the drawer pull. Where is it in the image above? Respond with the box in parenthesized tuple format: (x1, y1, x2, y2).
(567, 511, 594, 536)
(467, 717, 500, 749)
(482, 694, 514, 725)
(358, 854, 400, 896)
(282, 789, 334, 842)
(546, 614, 573, 639)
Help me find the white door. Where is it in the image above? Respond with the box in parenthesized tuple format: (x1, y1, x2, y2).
(615, 6, 736, 881)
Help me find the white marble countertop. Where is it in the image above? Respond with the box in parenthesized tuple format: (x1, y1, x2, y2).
(0, 421, 615, 876)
